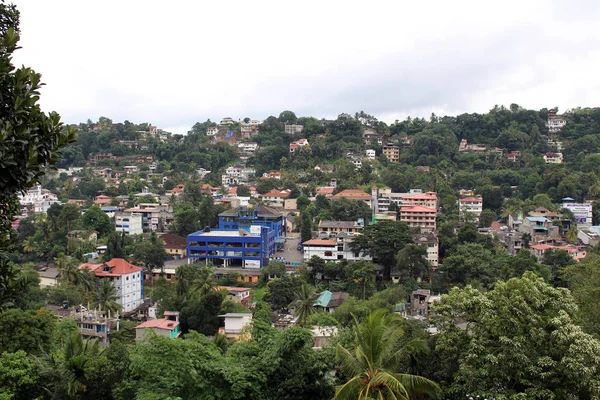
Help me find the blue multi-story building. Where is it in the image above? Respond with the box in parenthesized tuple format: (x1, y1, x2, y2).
(218, 205, 286, 239)
(187, 226, 275, 268)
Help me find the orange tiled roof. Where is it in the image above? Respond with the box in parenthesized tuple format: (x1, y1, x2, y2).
(303, 239, 336, 246)
(333, 189, 371, 200)
(136, 318, 179, 331)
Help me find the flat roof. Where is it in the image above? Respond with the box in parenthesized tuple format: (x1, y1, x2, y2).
(189, 230, 260, 237)
(219, 313, 252, 318)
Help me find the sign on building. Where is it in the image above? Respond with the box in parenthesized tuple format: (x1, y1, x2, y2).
(244, 260, 260, 269)
(562, 203, 593, 225)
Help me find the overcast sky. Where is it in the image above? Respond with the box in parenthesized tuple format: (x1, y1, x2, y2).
(13, 0, 600, 134)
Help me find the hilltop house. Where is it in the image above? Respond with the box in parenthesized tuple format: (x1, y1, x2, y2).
(79, 258, 144, 312)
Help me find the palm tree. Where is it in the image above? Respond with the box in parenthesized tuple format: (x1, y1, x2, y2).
(566, 225, 578, 244)
(40, 330, 102, 399)
(289, 283, 317, 326)
(95, 279, 121, 313)
(175, 263, 194, 299)
(57, 255, 96, 292)
(62, 331, 101, 398)
(57, 255, 79, 284)
(77, 268, 96, 293)
(193, 265, 217, 296)
(335, 310, 441, 400)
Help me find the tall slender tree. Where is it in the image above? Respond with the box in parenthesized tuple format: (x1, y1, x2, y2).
(335, 310, 441, 400)
(95, 279, 121, 314)
(289, 283, 317, 326)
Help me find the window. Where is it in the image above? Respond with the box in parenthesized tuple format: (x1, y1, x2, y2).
(324, 251, 333, 257)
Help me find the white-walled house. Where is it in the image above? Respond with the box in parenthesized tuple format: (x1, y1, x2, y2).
(218, 313, 252, 339)
(115, 212, 143, 235)
(80, 258, 144, 312)
(18, 184, 60, 213)
(302, 238, 372, 263)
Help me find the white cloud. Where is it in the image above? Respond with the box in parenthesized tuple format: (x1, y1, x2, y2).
(12, 0, 600, 133)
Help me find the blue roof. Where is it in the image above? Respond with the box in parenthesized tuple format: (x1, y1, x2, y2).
(562, 197, 575, 201)
(314, 291, 332, 308)
(526, 216, 550, 222)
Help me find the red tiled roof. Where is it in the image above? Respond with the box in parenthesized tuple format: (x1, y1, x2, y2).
(333, 189, 371, 200)
(263, 189, 291, 198)
(460, 197, 482, 203)
(530, 244, 554, 250)
(316, 187, 335, 195)
(303, 239, 336, 246)
(400, 205, 437, 213)
(136, 318, 179, 331)
(402, 193, 437, 200)
(80, 258, 143, 277)
(201, 184, 219, 191)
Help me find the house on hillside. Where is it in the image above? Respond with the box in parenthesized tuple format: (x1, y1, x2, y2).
(79, 258, 144, 312)
(262, 189, 291, 207)
(314, 291, 349, 313)
(218, 313, 252, 340)
(519, 217, 560, 242)
(382, 145, 400, 163)
(136, 311, 180, 341)
(459, 195, 483, 222)
(289, 138, 309, 153)
(543, 152, 563, 164)
(161, 233, 187, 259)
(332, 189, 372, 207)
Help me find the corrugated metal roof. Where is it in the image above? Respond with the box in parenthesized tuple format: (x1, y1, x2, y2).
(314, 291, 332, 308)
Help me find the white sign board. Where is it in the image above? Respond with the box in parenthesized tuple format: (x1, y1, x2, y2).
(562, 203, 593, 224)
(250, 225, 262, 235)
(244, 260, 261, 269)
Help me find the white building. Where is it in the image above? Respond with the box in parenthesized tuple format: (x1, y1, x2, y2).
(238, 142, 259, 153)
(18, 184, 60, 213)
(80, 258, 144, 312)
(221, 166, 255, 187)
(218, 313, 252, 339)
(349, 156, 362, 169)
(289, 138, 309, 153)
(197, 168, 211, 179)
(546, 109, 566, 133)
(413, 232, 439, 271)
(262, 189, 291, 207)
(543, 152, 563, 164)
(302, 237, 372, 263)
(284, 124, 304, 135)
(459, 195, 483, 222)
(220, 117, 235, 126)
(365, 149, 376, 160)
(115, 212, 143, 235)
(206, 127, 219, 136)
(124, 165, 139, 174)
